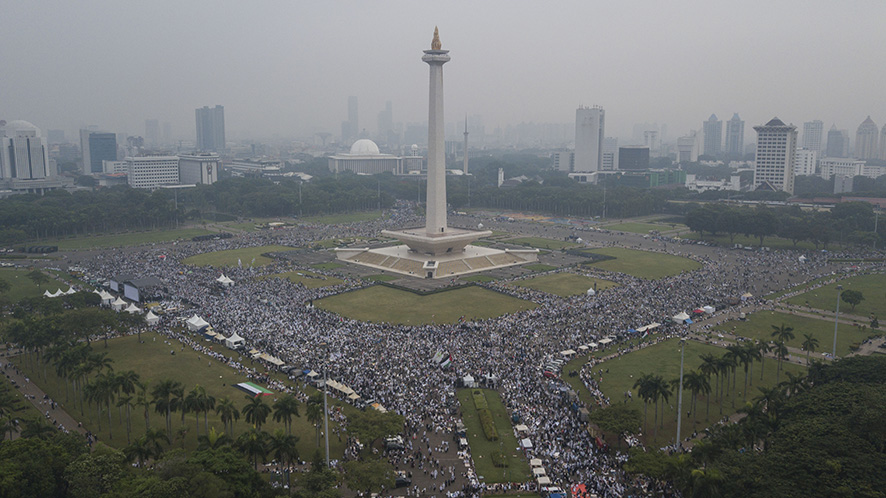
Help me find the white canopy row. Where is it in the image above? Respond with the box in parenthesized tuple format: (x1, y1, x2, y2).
(43, 287, 76, 298)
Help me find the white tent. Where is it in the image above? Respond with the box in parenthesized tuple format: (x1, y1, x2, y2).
(462, 375, 475, 388)
(578, 345, 589, 351)
(515, 424, 529, 434)
(798, 255, 807, 263)
(55, 288, 65, 296)
(530, 458, 543, 467)
(741, 292, 753, 301)
(587, 342, 598, 349)
(520, 438, 533, 449)
(186, 315, 210, 331)
(560, 349, 577, 357)
(225, 332, 246, 350)
(216, 274, 235, 287)
(703, 305, 715, 314)
(43, 290, 54, 298)
(672, 312, 690, 322)
(64, 287, 77, 295)
(536, 476, 551, 485)
(586, 288, 596, 296)
(124, 303, 142, 314)
(145, 310, 160, 325)
(532, 467, 547, 476)
(111, 297, 127, 311)
(598, 338, 613, 345)
(98, 290, 114, 304)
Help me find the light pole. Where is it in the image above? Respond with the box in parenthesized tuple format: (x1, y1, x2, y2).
(320, 343, 330, 468)
(832, 285, 843, 358)
(675, 337, 686, 450)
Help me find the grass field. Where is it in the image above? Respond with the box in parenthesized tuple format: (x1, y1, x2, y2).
(47, 228, 216, 250)
(512, 272, 618, 298)
(522, 264, 557, 272)
(765, 275, 835, 300)
(507, 237, 578, 251)
(785, 274, 886, 319)
(316, 285, 537, 325)
(182, 245, 294, 267)
(257, 270, 344, 288)
(311, 262, 346, 271)
(362, 274, 399, 282)
(605, 222, 665, 234)
(581, 247, 702, 279)
(682, 232, 826, 251)
(461, 275, 498, 283)
(12, 331, 350, 458)
(456, 389, 531, 483)
(712, 311, 877, 357)
(0, 268, 68, 302)
(298, 211, 382, 225)
(567, 338, 807, 447)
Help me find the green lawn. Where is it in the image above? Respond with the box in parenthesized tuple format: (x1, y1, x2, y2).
(682, 232, 826, 251)
(0, 269, 69, 302)
(298, 211, 382, 224)
(713, 311, 877, 357)
(316, 285, 537, 325)
(785, 274, 886, 319)
(605, 222, 665, 234)
(578, 338, 807, 447)
(12, 331, 350, 458)
(581, 247, 702, 279)
(765, 275, 835, 300)
(311, 262, 346, 271)
(522, 263, 557, 272)
(507, 237, 578, 251)
(512, 272, 618, 298)
(362, 274, 399, 282)
(182, 245, 294, 267)
(461, 275, 498, 283)
(456, 389, 531, 483)
(257, 270, 344, 288)
(46, 228, 215, 250)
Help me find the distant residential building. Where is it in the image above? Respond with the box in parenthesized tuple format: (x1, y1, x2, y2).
(724, 113, 744, 157)
(618, 146, 650, 170)
(685, 174, 741, 192)
(753, 117, 797, 194)
(803, 120, 823, 153)
(834, 175, 853, 194)
(195, 105, 225, 152)
(862, 163, 886, 179)
(552, 151, 573, 172)
(819, 158, 865, 180)
(855, 116, 879, 160)
(227, 158, 284, 177)
(702, 114, 722, 156)
(826, 125, 850, 158)
(102, 160, 128, 174)
(574, 105, 604, 172)
(126, 156, 180, 189)
(602, 137, 618, 170)
(676, 132, 700, 163)
(178, 153, 220, 185)
(793, 148, 818, 176)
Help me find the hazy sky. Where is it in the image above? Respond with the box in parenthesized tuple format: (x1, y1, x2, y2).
(2, 0, 885, 143)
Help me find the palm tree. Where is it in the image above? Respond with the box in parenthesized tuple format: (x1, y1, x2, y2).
(780, 371, 808, 398)
(801, 333, 819, 365)
(725, 344, 746, 398)
(117, 394, 134, 443)
(306, 401, 323, 447)
(268, 428, 300, 491)
(772, 341, 789, 384)
(151, 379, 181, 439)
(698, 354, 718, 419)
(197, 426, 233, 450)
(215, 397, 240, 435)
(236, 428, 269, 470)
(170, 384, 187, 430)
(743, 342, 762, 388)
(186, 385, 216, 435)
(242, 396, 271, 431)
(632, 373, 655, 433)
(272, 395, 301, 436)
(135, 382, 152, 432)
(185, 386, 202, 436)
(770, 323, 795, 346)
(757, 341, 771, 381)
(124, 436, 154, 467)
(682, 370, 710, 424)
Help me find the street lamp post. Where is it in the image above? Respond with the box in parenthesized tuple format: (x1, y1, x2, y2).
(832, 285, 843, 358)
(675, 337, 686, 450)
(321, 343, 330, 468)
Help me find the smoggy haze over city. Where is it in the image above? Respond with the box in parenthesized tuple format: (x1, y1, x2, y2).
(2, 0, 885, 144)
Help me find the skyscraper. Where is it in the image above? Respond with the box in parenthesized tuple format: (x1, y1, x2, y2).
(195, 105, 225, 152)
(724, 113, 744, 157)
(87, 132, 117, 173)
(574, 105, 604, 172)
(826, 125, 849, 158)
(145, 119, 160, 146)
(855, 116, 879, 160)
(753, 117, 797, 194)
(702, 114, 722, 157)
(880, 125, 886, 160)
(0, 120, 52, 180)
(802, 120, 823, 153)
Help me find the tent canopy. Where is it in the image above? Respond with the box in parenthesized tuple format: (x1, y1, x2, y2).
(672, 312, 690, 321)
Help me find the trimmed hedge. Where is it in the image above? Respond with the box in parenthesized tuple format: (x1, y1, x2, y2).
(472, 390, 489, 410)
(491, 451, 508, 468)
(478, 408, 499, 441)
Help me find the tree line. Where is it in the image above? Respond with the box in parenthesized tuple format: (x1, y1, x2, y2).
(685, 201, 882, 248)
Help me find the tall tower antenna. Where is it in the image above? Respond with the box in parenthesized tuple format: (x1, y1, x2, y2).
(463, 114, 469, 175)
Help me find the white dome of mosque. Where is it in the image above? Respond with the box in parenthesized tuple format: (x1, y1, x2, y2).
(349, 139, 380, 155)
(2, 120, 41, 136)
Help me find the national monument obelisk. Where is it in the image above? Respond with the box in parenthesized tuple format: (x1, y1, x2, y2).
(423, 27, 450, 236)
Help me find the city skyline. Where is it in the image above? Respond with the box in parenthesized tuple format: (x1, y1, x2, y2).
(2, 1, 885, 144)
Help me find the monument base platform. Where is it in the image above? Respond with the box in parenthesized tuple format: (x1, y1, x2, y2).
(335, 244, 538, 279)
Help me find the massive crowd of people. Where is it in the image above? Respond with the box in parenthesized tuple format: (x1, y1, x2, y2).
(72, 209, 882, 498)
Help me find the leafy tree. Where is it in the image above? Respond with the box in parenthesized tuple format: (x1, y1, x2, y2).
(589, 404, 642, 448)
(26, 270, 49, 286)
(841, 289, 864, 311)
(64, 445, 128, 498)
(242, 395, 271, 431)
(272, 394, 300, 435)
(347, 409, 404, 451)
(342, 459, 396, 495)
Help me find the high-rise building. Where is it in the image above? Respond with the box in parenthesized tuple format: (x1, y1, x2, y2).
(793, 148, 818, 176)
(854, 116, 879, 160)
(0, 120, 53, 180)
(819, 158, 865, 180)
(87, 132, 117, 174)
(826, 125, 849, 158)
(880, 125, 886, 160)
(574, 105, 604, 172)
(195, 105, 225, 152)
(676, 132, 699, 163)
(126, 156, 180, 189)
(643, 130, 659, 156)
(552, 151, 573, 172)
(618, 146, 650, 170)
(753, 117, 798, 194)
(724, 113, 744, 157)
(178, 153, 219, 185)
(341, 96, 359, 143)
(802, 120, 823, 153)
(702, 114, 722, 157)
(145, 119, 160, 147)
(602, 137, 618, 170)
